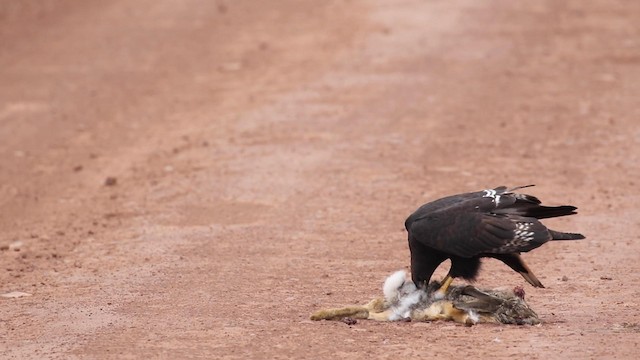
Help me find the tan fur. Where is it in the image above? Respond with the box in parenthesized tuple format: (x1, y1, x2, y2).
(310, 297, 396, 321)
(311, 271, 539, 326)
(310, 297, 481, 324)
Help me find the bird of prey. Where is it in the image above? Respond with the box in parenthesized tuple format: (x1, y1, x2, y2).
(405, 185, 584, 298)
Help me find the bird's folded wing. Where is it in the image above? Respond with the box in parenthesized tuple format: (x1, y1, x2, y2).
(410, 212, 551, 258)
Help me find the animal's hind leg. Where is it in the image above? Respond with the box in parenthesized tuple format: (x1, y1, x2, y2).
(367, 309, 395, 321)
(412, 301, 477, 326)
(461, 285, 497, 302)
(454, 285, 504, 315)
(310, 297, 387, 321)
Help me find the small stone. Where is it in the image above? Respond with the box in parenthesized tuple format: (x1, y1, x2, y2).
(1, 291, 32, 298)
(561, 275, 569, 282)
(8, 241, 23, 251)
(219, 62, 242, 72)
(104, 177, 117, 186)
(341, 317, 357, 326)
(598, 73, 616, 82)
(578, 102, 591, 116)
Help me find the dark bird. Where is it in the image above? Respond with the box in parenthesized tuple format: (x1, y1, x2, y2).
(405, 185, 584, 298)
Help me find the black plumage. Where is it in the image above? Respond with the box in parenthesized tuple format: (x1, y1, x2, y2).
(405, 185, 584, 289)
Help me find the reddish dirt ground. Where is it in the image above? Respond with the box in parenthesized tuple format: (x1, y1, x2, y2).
(1, 1, 640, 358)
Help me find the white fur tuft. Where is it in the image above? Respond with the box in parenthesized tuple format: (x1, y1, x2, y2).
(381, 270, 423, 321)
(390, 290, 422, 320)
(433, 289, 446, 300)
(383, 270, 408, 300)
(467, 310, 479, 324)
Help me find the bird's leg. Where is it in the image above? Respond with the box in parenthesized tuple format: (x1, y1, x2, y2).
(433, 274, 454, 300)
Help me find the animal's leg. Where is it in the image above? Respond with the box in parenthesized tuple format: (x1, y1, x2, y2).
(367, 309, 395, 321)
(441, 302, 477, 326)
(411, 301, 477, 325)
(310, 306, 370, 321)
(310, 296, 396, 322)
(461, 285, 497, 302)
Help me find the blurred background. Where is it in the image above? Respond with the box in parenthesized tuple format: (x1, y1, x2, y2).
(1, 1, 639, 358)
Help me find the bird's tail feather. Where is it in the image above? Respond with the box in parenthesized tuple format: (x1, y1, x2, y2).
(524, 205, 578, 219)
(489, 253, 545, 288)
(496, 205, 578, 219)
(549, 229, 585, 240)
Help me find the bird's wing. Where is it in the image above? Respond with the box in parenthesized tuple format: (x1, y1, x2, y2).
(405, 188, 500, 229)
(409, 209, 552, 258)
(406, 185, 537, 224)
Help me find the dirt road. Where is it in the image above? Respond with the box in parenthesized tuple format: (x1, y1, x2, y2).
(1, 0, 639, 358)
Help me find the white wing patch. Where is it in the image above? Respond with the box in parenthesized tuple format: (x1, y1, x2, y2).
(483, 189, 501, 205)
(514, 222, 535, 242)
(493, 221, 539, 253)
